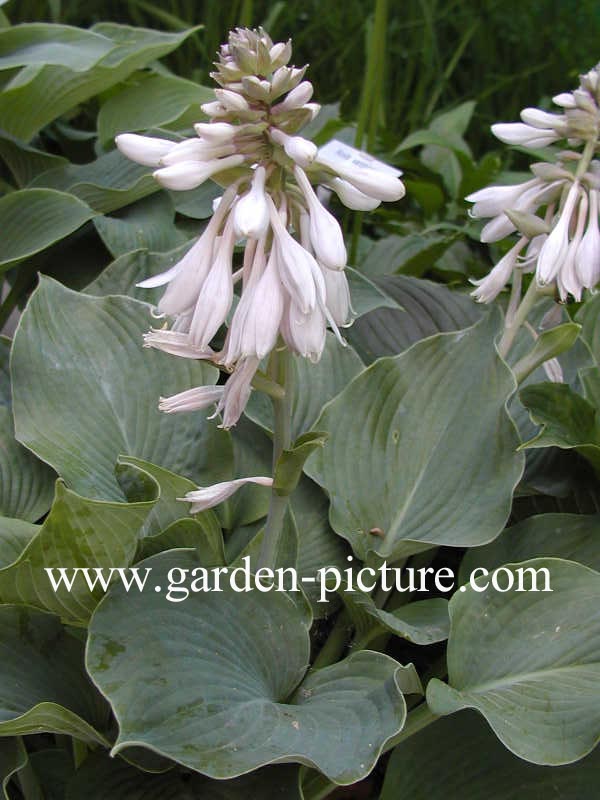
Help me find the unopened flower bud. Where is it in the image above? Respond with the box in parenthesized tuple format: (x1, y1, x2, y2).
(233, 166, 270, 238)
(326, 177, 381, 210)
(295, 166, 347, 269)
(153, 154, 244, 191)
(270, 128, 317, 166)
(115, 133, 175, 167)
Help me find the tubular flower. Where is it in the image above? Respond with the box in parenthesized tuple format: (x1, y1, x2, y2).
(467, 64, 600, 302)
(115, 27, 405, 428)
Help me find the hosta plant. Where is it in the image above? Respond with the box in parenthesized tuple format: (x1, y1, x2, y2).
(0, 16, 599, 800)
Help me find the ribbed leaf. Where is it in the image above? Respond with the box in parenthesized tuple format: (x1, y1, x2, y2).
(0, 24, 199, 141)
(340, 591, 450, 645)
(0, 479, 157, 623)
(32, 150, 155, 214)
(98, 72, 213, 146)
(115, 455, 224, 540)
(0, 189, 94, 270)
(427, 558, 600, 765)
(66, 753, 301, 800)
(306, 311, 523, 561)
(347, 274, 481, 363)
(94, 193, 187, 258)
(460, 513, 600, 582)
(0, 24, 114, 71)
(0, 738, 26, 800)
(85, 240, 194, 299)
(0, 606, 109, 743)
(11, 277, 230, 501)
(87, 549, 407, 784)
(0, 336, 54, 521)
(0, 516, 37, 568)
(381, 711, 600, 800)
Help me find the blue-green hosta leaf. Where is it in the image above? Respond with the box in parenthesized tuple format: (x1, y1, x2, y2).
(359, 232, 458, 278)
(0, 337, 54, 521)
(29, 748, 74, 800)
(346, 268, 399, 317)
(519, 382, 600, 473)
(306, 311, 523, 561)
(576, 290, 600, 363)
(0, 478, 157, 623)
(460, 513, 600, 583)
(341, 591, 450, 646)
(427, 558, 600, 765)
(0, 131, 67, 188)
(0, 738, 26, 800)
(0, 24, 114, 71)
(115, 455, 224, 540)
(0, 606, 109, 743)
(347, 274, 481, 363)
(0, 189, 95, 270)
(94, 193, 187, 258)
(0, 24, 199, 141)
(291, 477, 349, 617)
(98, 72, 213, 146)
(31, 150, 155, 215)
(87, 550, 408, 784)
(11, 277, 230, 501)
(381, 710, 600, 800)
(85, 240, 194, 299)
(0, 516, 38, 568)
(66, 753, 301, 800)
(246, 333, 364, 440)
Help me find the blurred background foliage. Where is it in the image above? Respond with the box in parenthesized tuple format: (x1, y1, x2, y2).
(9, 0, 600, 151)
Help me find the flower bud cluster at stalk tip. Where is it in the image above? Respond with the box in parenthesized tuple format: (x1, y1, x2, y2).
(467, 63, 600, 303)
(115, 27, 405, 430)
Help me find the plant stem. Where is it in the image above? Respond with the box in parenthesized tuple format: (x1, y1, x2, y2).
(497, 277, 543, 359)
(16, 750, 43, 800)
(384, 701, 438, 749)
(312, 610, 352, 669)
(257, 347, 293, 570)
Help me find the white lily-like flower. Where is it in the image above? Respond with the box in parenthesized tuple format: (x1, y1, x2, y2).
(193, 122, 238, 143)
(537, 182, 581, 285)
(115, 26, 405, 428)
(159, 385, 224, 414)
(557, 191, 588, 301)
(183, 475, 273, 513)
(215, 356, 260, 429)
(188, 217, 236, 348)
(471, 238, 528, 303)
(269, 128, 317, 166)
(159, 139, 236, 166)
(143, 184, 238, 317)
(153, 153, 245, 191)
(268, 197, 318, 314)
(326, 177, 381, 210)
(491, 122, 561, 148)
(466, 178, 541, 219)
(233, 165, 270, 238)
(294, 166, 347, 270)
(576, 188, 600, 289)
(321, 265, 353, 327)
(331, 161, 405, 202)
(115, 133, 176, 167)
(272, 80, 313, 113)
(479, 180, 563, 243)
(223, 246, 284, 366)
(143, 329, 215, 359)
